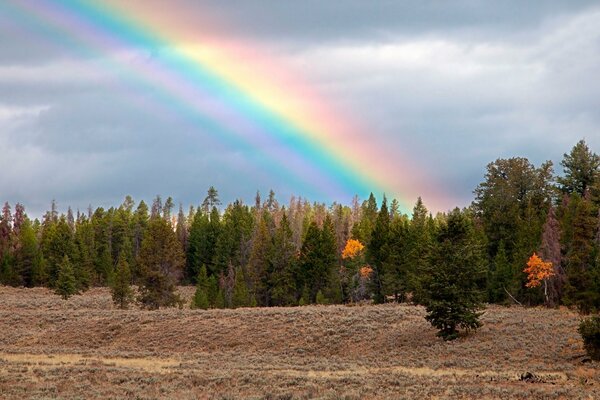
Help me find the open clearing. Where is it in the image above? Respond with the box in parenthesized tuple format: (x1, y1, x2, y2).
(0, 287, 598, 399)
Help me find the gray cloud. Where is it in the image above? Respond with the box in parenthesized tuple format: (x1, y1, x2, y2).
(1, 1, 599, 215)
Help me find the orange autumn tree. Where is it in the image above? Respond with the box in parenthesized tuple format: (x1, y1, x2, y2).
(342, 239, 365, 259)
(340, 239, 370, 302)
(523, 252, 555, 305)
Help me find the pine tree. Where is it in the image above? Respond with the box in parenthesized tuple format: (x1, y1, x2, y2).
(137, 217, 184, 309)
(269, 214, 298, 306)
(201, 186, 221, 213)
(191, 265, 210, 310)
(207, 274, 219, 307)
(487, 241, 513, 303)
(406, 197, 432, 302)
(231, 267, 251, 308)
(111, 253, 134, 309)
(382, 215, 410, 302)
(368, 196, 390, 303)
(563, 194, 598, 313)
(422, 209, 486, 340)
(557, 139, 600, 197)
(14, 217, 39, 287)
(247, 212, 272, 305)
(55, 255, 77, 300)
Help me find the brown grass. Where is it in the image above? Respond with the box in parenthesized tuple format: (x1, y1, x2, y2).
(0, 286, 597, 399)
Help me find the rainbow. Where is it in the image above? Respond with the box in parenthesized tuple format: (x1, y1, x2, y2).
(3, 0, 451, 213)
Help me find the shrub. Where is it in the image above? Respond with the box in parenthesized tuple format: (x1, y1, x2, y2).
(578, 316, 600, 360)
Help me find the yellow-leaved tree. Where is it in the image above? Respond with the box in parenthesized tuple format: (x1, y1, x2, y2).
(523, 252, 555, 305)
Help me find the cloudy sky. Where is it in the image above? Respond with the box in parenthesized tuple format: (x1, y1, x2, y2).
(1, 0, 600, 216)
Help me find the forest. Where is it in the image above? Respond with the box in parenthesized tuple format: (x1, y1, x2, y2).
(0, 139, 599, 318)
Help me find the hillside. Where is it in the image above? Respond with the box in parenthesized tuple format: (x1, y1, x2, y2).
(0, 286, 597, 399)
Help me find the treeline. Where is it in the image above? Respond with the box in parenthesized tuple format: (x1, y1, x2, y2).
(0, 140, 599, 314)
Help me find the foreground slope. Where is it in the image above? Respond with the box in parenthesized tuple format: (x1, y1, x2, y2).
(0, 286, 597, 399)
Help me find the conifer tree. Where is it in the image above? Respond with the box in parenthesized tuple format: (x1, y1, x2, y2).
(422, 209, 486, 340)
(247, 212, 272, 305)
(269, 214, 298, 306)
(368, 196, 390, 303)
(557, 139, 600, 198)
(14, 217, 40, 287)
(487, 241, 513, 303)
(382, 215, 410, 302)
(563, 194, 598, 313)
(232, 267, 251, 308)
(191, 265, 210, 310)
(111, 253, 134, 309)
(55, 255, 77, 300)
(137, 217, 184, 309)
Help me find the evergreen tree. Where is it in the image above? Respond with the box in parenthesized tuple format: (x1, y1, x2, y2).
(368, 196, 390, 303)
(422, 209, 486, 340)
(55, 255, 77, 300)
(186, 207, 221, 281)
(207, 274, 219, 307)
(14, 217, 40, 287)
(191, 265, 210, 310)
(137, 217, 184, 309)
(382, 215, 410, 302)
(557, 139, 600, 198)
(213, 200, 253, 274)
(269, 214, 298, 306)
(111, 253, 134, 309)
(406, 197, 433, 302)
(247, 212, 272, 305)
(201, 186, 221, 212)
(321, 216, 339, 302)
(299, 221, 325, 303)
(487, 241, 513, 303)
(351, 193, 378, 244)
(562, 194, 598, 313)
(232, 267, 252, 308)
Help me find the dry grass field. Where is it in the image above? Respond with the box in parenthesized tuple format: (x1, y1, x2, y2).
(0, 286, 598, 399)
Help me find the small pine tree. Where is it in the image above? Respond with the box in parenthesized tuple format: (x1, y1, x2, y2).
(207, 274, 219, 307)
(111, 254, 134, 309)
(231, 268, 250, 308)
(55, 255, 77, 300)
(298, 285, 311, 305)
(315, 290, 328, 305)
(214, 288, 226, 309)
(191, 265, 210, 310)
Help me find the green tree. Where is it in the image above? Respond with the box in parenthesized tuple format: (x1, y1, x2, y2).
(186, 207, 221, 280)
(111, 253, 134, 309)
(201, 186, 221, 213)
(382, 214, 410, 302)
(422, 209, 486, 340)
(247, 212, 272, 305)
(137, 217, 185, 309)
(557, 139, 600, 198)
(562, 194, 599, 313)
(368, 195, 390, 303)
(191, 265, 210, 310)
(406, 197, 433, 302)
(55, 255, 77, 300)
(14, 217, 40, 287)
(487, 241, 513, 303)
(269, 213, 298, 306)
(232, 267, 252, 308)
